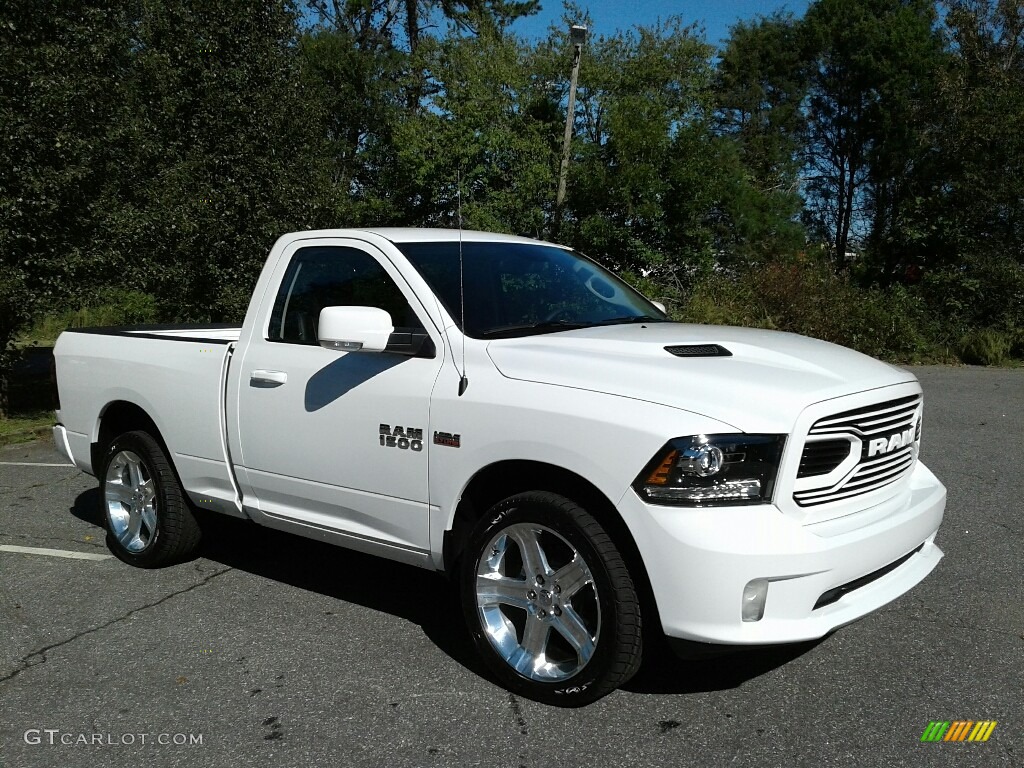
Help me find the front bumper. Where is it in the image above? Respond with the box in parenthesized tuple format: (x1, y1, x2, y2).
(618, 461, 945, 645)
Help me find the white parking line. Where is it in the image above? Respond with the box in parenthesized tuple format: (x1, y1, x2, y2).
(0, 462, 74, 467)
(0, 545, 112, 561)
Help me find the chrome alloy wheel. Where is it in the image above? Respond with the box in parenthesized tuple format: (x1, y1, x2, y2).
(475, 523, 601, 682)
(104, 450, 158, 554)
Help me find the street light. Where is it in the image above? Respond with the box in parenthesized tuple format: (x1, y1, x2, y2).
(555, 23, 587, 234)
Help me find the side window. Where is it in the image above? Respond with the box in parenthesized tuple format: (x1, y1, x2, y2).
(267, 246, 424, 344)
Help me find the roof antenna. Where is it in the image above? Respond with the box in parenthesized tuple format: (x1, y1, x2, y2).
(456, 171, 469, 396)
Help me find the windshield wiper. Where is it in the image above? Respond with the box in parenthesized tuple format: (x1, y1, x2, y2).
(477, 320, 590, 339)
(593, 315, 668, 325)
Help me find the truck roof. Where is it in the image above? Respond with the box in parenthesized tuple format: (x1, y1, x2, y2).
(287, 228, 552, 246)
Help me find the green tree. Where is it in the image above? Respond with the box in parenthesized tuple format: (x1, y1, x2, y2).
(915, 0, 1024, 332)
(861, 3, 946, 282)
(391, 30, 556, 234)
(305, 0, 538, 115)
(537, 17, 720, 279)
(801, 0, 943, 269)
(714, 13, 809, 263)
(298, 0, 543, 226)
(298, 26, 409, 225)
(106, 0, 330, 322)
(936, 0, 1023, 263)
(0, 0, 134, 414)
(307, 0, 540, 54)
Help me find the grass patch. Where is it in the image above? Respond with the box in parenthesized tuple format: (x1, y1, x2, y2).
(0, 410, 56, 446)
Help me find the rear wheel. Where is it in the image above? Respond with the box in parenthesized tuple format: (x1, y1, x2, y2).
(101, 430, 201, 567)
(461, 491, 642, 706)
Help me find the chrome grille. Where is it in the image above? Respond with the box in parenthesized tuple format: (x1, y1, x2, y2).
(794, 394, 921, 508)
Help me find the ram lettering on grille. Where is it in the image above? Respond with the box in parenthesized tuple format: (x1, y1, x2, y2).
(867, 427, 915, 457)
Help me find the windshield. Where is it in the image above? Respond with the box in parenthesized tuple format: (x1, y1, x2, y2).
(397, 241, 666, 338)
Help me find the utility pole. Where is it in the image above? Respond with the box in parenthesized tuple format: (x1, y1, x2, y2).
(554, 24, 587, 238)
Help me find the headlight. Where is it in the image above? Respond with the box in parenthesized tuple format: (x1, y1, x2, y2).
(633, 434, 786, 506)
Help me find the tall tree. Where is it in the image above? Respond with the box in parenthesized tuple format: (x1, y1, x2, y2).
(300, 0, 541, 223)
(107, 0, 330, 322)
(307, 0, 540, 54)
(862, 3, 946, 281)
(0, 0, 134, 414)
(298, 25, 409, 224)
(535, 17, 719, 277)
(714, 13, 809, 263)
(801, 0, 942, 268)
(306, 0, 538, 111)
(914, 0, 1024, 331)
(933, 0, 1024, 265)
(390, 29, 556, 234)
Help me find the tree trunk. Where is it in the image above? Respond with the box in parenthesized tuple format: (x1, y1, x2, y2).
(405, 0, 420, 55)
(405, 0, 423, 110)
(836, 161, 856, 270)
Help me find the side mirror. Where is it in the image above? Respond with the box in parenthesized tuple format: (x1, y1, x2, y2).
(318, 306, 394, 352)
(651, 300, 667, 314)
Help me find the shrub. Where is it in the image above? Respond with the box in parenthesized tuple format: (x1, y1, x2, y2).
(671, 256, 952, 363)
(677, 274, 774, 329)
(1011, 329, 1024, 360)
(921, 257, 1024, 340)
(958, 328, 1013, 366)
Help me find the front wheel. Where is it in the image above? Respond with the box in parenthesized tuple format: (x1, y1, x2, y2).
(100, 430, 201, 568)
(461, 491, 642, 706)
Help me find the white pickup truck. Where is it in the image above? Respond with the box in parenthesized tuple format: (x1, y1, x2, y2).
(53, 228, 946, 705)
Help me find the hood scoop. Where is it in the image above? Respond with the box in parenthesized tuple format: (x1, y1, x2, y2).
(665, 344, 732, 358)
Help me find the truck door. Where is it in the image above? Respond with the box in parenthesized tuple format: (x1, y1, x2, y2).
(233, 239, 444, 554)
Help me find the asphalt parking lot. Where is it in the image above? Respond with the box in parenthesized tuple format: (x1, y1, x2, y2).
(1, 366, 1021, 768)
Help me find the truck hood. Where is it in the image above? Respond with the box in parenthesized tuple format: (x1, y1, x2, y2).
(485, 323, 916, 433)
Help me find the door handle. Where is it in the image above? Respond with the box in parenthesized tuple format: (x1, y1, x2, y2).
(250, 369, 288, 387)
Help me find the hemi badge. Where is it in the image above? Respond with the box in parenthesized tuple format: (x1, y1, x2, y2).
(433, 431, 461, 448)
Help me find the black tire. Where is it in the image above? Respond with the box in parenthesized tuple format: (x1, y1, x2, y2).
(460, 491, 642, 706)
(100, 430, 201, 568)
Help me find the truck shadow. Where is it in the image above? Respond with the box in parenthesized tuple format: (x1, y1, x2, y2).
(194, 509, 492, 679)
(622, 634, 824, 695)
(70, 487, 821, 697)
(71, 487, 105, 527)
(304, 354, 404, 412)
(69, 487, 487, 680)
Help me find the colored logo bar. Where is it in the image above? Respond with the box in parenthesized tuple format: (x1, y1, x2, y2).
(921, 721, 997, 742)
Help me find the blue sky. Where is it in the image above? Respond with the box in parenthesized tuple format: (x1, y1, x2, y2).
(509, 0, 812, 47)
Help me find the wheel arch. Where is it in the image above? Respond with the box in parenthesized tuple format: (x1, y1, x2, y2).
(443, 459, 661, 631)
(91, 400, 170, 473)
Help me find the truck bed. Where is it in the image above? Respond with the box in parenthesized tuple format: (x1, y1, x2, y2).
(54, 324, 241, 515)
